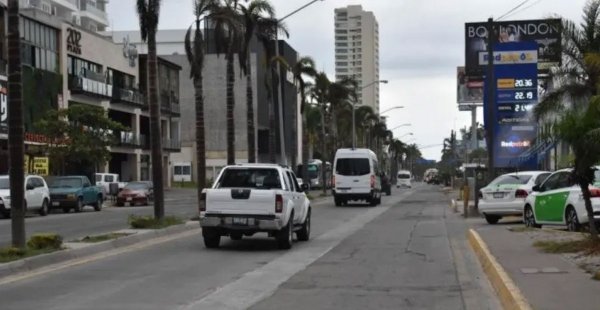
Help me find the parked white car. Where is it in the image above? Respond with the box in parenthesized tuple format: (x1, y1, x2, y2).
(200, 164, 311, 249)
(524, 168, 600, 231)
(396, 170, 412, 188)
(95, 173, 127, 197)
(478, 171, 551, 224)
(0, 175, 51, 218)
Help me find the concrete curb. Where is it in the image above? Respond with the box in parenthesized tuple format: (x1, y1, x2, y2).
(468, 229, 532, 310)
(0, 222, 200, 279)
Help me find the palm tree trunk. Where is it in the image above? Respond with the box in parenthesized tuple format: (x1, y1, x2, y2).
(268, 72, 276, 163)
(302, 111, 309, 185)
(580, 181, 599, 240)
(226, 46, 235, 165)
(320, 106, 327, 196)
(246, 68, 256, 163)
(8, 0, 25, 248)
(147, 31, 165, 219)
(195, 76, 206, 194)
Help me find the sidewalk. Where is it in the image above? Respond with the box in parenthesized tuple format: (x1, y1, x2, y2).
(474, 226, 600, 310)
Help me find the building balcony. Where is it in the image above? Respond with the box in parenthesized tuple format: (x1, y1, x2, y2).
(78, 0, 109, 27)
(52, 0, 78, 11)
(160, 91, 181, 115)
(112, 87, 146, 107)
(162, 139, 181, 151)
(116, 132, 143, 148)
(69, 74, 112, 99)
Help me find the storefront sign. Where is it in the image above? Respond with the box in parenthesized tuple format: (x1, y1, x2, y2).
(24, 155, 50, 176)
(67, 28, 82, 55)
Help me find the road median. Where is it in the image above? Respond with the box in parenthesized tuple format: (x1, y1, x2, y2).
(0, 221, 200, 281)
(468, 228, 532, 310)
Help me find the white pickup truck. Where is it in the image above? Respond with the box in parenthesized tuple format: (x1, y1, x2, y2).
(199, 164, 311, 249)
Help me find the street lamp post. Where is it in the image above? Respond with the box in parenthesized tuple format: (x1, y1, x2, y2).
(390, 123, 411, 132)
(275, 0, 325, 166)
(379, 106, 403, 115)
(398, 132, 414, 139)
(352, 80, 389, 149)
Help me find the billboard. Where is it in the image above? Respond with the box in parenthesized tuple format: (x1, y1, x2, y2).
(457, 66, 484, 104)
(465, 19, 561, 76)
(484, 41, 539, 169)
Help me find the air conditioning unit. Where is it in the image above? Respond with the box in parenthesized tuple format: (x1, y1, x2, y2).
(73, 15, 81, 26)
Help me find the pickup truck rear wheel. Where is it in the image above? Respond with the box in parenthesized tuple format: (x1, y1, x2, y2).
(277, 217, 294, 250)
(93, 195, 103, 212)
(203, 228, 221, 248)
(297, 209, 311, 241)
(74, 198, 83, 213)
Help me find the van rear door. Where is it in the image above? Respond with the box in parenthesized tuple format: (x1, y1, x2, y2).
(335, 158, 372, 194)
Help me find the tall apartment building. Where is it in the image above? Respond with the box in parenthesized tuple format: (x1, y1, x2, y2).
(334, 5, 380, 113)
(0, 0, 109, 32)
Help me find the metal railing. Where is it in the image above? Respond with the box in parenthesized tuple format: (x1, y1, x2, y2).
(112, 87, 145, 107)
(69, 75, 112, 98)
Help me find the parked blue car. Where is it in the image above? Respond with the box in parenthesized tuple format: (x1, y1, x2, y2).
(46, 176, 103, 213)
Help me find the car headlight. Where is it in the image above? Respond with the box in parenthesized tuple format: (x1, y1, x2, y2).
(67, 194, 76, 199)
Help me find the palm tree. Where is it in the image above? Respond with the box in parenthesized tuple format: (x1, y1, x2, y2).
(7, 0, 25, 248)
(239, 0, 276, 163)
(211, 0, 243, 165)
(137, 0, 165, 219)
(354, 105, 377, 147)
(312, 72, 330, 195)
(534, 1, 600, 239)
(185, 0, 213, 203)
(305, 102, 321, 160)
(292, 56, 316, 185)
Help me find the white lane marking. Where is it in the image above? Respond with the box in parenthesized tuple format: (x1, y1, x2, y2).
(180, 192, 412, 310)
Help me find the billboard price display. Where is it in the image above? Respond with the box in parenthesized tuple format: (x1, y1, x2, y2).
(486, 41, 539, 169)
(465, 19, 561, 76)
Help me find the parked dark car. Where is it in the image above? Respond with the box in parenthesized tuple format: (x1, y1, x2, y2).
(381, 173, 392, 196)
(116, 181, 153, 206)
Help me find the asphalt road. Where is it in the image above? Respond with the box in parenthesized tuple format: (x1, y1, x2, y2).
(0, 184, 500, 310)
(0, 188, 198, 247)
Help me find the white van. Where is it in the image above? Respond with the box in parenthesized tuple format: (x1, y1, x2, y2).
(332, 148, 382, 206)
(396, 170, 412, 188)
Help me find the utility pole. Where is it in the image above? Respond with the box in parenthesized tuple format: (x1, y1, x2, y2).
(486, 18, 495, 181)
(471, 106, 477, 153)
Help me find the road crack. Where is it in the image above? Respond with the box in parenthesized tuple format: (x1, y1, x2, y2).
(404, 209, 430, 262)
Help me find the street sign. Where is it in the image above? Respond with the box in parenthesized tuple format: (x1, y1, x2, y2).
(485, 41, 539, 169)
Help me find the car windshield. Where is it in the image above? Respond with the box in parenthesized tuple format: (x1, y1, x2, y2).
(335, 158, 370, 176)
(48, 178, 83, 188)
(489, 174, 532, 186)
(398, 174, 411, 179)
(0, 178, 8, 190)
(125, 182, 149, 190)
(95, 175, 102, 182)
(218, 168, 282, 189)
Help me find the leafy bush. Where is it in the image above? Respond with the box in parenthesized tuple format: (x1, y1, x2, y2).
(128, 215, 183, 229)
(27, 233, 63, 250)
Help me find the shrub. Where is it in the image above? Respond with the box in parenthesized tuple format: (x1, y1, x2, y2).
(128, 215, 183, 229)
(0, 247, 26, 258)
(27, 233, 63, 250)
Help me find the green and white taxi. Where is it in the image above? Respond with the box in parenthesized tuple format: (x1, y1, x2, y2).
(479, 171, 551, 224)
(523, 168, 600, 231)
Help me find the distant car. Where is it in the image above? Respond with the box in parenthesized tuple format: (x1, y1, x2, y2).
(0, 175, 51, 218)
(478, 171, 551, 224)
(47, 176, 104, 213)
(524, 168, 600, 231)
(332, 148, 382, 206)
(116, 181, 154, 206)
(381, 174, 392, 196)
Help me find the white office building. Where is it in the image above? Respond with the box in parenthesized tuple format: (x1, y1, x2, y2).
(1, 0, 110, 32)
(334, 5, 380, 113)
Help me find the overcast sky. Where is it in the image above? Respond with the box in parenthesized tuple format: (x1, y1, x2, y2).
(107, 0, 588, 160)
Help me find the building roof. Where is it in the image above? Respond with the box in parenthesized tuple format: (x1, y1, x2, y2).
(105, 29, 189, 45)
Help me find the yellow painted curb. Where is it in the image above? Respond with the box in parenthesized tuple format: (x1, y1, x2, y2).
(468, 229, 532, 310)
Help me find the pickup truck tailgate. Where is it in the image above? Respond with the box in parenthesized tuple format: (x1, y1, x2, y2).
(206, 189, 276, 215)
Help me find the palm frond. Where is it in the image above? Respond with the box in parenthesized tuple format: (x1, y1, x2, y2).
(136, 0, 148, 41)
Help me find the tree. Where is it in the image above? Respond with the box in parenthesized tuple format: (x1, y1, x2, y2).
(137, 0, 165, 219)
(35, 104, 126, 176)
(7, 0, 25, 248)
(185, 0, 213, 202)
(240, 0, 276, 163)
(312, 72, 330, 195)
(292, 56, 316, 185)
(211, 0, 244, 165)
(534, 1, 600, 239)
